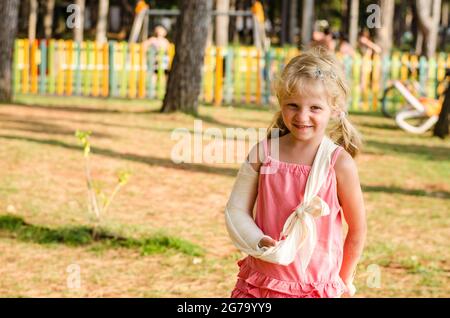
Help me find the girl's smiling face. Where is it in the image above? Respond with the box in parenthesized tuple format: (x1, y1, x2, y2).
(280, 85, 333, 142)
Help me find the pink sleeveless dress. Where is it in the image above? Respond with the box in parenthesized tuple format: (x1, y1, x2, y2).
(230, 137, 348, 298)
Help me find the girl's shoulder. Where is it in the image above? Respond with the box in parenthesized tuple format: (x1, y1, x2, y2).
(333, 147, 359, 181)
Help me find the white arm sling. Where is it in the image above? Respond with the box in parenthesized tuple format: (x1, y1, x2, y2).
(225, 136, 338, 274)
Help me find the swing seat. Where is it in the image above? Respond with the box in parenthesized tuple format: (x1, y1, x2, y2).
(391, 81, 442, 134)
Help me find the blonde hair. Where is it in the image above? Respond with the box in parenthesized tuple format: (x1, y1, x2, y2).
(267, 47, 362, 157)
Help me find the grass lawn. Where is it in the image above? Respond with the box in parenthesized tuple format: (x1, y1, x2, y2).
(0, 94, 449, 297)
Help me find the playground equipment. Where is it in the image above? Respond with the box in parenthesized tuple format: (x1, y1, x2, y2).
(128, 6, 269, 52)
(129, 0, 150, 43)
(251, 0, 269, 52)
(381, 79, 422, 118)
(381, 71, 449, 134)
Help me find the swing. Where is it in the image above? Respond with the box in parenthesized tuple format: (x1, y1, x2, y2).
(390, 80, 444, 134)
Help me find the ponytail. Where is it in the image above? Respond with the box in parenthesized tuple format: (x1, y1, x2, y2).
(329, 114, 362, 158)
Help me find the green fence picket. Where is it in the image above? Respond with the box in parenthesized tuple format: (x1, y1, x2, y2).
(263, 49, 272, 105)
(74, 41, 82, 95)
(47, 40, 55, 95)
(83, 41, 92, 96)
(224, 47, 233, 105)
(157, 48, 165, 100)
(119, 42, 128, 98)
(109, 41, 116, 97)
(147, 46, 156, 99)
(38, 40, 47, 94)
(233, 46, 242, 103)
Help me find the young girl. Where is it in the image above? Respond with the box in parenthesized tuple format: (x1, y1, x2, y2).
(225, 48, 367, 298)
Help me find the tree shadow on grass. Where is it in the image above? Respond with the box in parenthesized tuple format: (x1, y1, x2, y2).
(0, 113, 113, 138)
(150, 108, 259, 129)
(202, 102, 272, 113)
(1, 111, 169, 135)
(358, 122, 399, 131)
(9, 103, 156, 115)
(6, 103, 260, 130)
(0, 214, 203, 256)
(195, 113, 252, 129)
(0, 134, 238, 177)
(0, 112, 260, 143)
(348, 110, 384, 118)
(365, 140, 450, 161)
(362, 185, 450, 200)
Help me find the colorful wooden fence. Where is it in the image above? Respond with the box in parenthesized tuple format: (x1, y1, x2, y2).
(13, 39, 450, 112)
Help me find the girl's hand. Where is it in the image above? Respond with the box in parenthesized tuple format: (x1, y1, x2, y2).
(258, 236, 277, 248)
(341, 281, 356, 298)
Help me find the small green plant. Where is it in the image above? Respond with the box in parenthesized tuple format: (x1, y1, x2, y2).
(75, 130, 131, 238)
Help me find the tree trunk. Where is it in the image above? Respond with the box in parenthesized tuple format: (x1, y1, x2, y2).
(375, 0, 395, 57)
(215, 0, 230, 47)
(288, 0, 298, 45)
(342, 0, 349, 36)
(28, 0, 38, 42)
(393, 1, 404, 47)
(394, 3, 401, 47)
(440, 0, 449, 50)
(281, 0, 288, 45)
(404, 2, 414, 43)
(74, 0, 85, 43)
(120, 0, 133, 27)
(348, 0, 359, 47)
(206, 18, 214, 47)
(411, 0, 420, 53)
(0, 0, 20, 102)
(19, 0, 29, 34)
(425, 0, 441, 57)
(269, 0, 276, 36)
(44, 0, 55, 39)
(229, 0, 238, 44)
(161, 0, 213, 115)
(300, 0, 314, 46)
(415, 0, 441, 58)
(415, 31, 423, 55)
(95, 0, 109, 43)
(433, 70, 450, 138)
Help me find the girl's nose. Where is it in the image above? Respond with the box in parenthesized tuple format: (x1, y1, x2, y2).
(294, 109, 309, 122)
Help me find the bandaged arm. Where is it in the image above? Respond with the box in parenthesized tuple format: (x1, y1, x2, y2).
(224, 159, 269, 254)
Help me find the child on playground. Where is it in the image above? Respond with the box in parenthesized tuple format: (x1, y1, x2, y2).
(143, 25, 170, 53)
(143, 25, 171, 74)
(225, 47, 367, 298)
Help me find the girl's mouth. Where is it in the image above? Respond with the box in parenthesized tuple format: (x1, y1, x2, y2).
(293, 123, 313, 130)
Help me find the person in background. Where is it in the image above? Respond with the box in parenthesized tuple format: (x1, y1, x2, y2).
(311, 27, 335, 52)
(336, 33, 355, 58)
(143, 25, 170, 52)
(358, 28, 381, 57)
(143, 25, 171, 76)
